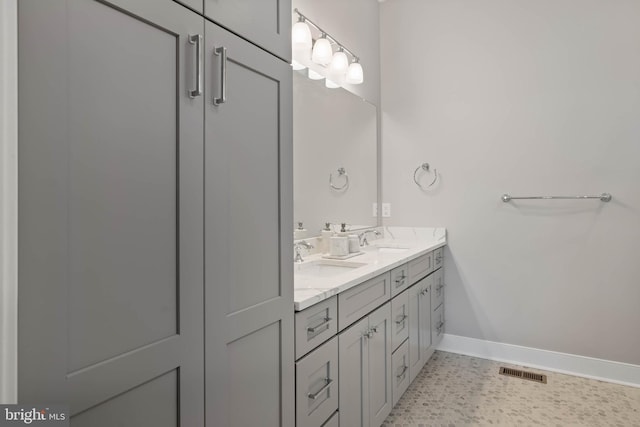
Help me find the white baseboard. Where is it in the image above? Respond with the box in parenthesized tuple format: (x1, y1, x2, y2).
(437, 333, 640, 389)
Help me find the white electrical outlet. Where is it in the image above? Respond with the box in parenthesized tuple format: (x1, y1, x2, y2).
(372, 202, 378, 217)
(382, 203, 391, 217)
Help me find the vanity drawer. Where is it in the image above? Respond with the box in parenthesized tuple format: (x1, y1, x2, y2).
(390, 263, 410, 297)
(432, 268, 444, 311)
(391, 339, 410, 407)
(296, 296, 338, 359)
(407, 252, 433, 285)
(296, 336, 339, 427)
(433, 247, 444, 270)
(338, 272, 391, 331)
(391, 290, 409, 352)
(432, 303, 445, 345)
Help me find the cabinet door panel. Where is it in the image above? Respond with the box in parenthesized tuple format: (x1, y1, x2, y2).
(204, 0, 290, 61)
(204, 20, 294, 427)
(408, 252, 433, 285)
(368, 303, 393, 427)
(338, 317, 369, 427)
(18, 0, 204, 422)
(408, 276, 432, 383)
(391, 340, 410, 407)
(391, 291, 410, 352)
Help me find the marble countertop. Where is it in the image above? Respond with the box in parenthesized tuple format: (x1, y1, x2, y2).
(294, 227, 447, 311)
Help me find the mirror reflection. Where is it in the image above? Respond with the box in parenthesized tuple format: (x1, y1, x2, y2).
(293, 71, 378, 238)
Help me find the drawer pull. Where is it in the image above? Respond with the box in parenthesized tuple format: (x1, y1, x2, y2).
(307, 317, 332, 334)
(420, 288, 428, 296)
(436, 321, 445, 334)
(395, 314, 408, 325)
(394, 274, 406, 287)
(396, 365, 408, 380)
(308, 378, 333, 400)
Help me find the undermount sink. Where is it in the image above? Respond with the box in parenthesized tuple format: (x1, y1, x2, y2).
(295, 259, 367, 278)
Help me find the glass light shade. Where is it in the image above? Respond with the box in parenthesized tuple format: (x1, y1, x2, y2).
(325, 79, 340, 89)
(311, 37, 333, 65)
(291, 60, 306, 71)
(329, 51, 349, 75)
(307, 69, 324, 80)
(346, 62, 364, 84)
(292, 21, 312, 51)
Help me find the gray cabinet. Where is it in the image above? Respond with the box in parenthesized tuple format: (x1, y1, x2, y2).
(18, 0, 205, 423)
(390, 263, 410, 297)
(391, 340, 410, 407)
(391, 290, 410, 351)
(204, 19, 294, 427)
(408, 252, 434, 285)
(408, 275, 433, 383)
(204, 0, 291, 61)
(338, 302, 392, 427)
(338, 272, 392, 331)
(295, 297, 338, 359)
(18, 1, 293, 426)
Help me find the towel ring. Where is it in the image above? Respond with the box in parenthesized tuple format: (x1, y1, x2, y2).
(413, 163, 438, 189)
(329, 167, 349, 191)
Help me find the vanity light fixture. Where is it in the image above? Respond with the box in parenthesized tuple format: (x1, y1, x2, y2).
(346, 59, 364, 85)
(311, 34, 333, 65)
(292, 15, 312, 53)
(292, 9, 364, 86)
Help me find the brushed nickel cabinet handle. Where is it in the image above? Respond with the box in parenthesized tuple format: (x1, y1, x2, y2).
(308, 378, 333, 400)
(213, 46, 227, 105)
(188, 34, 202, 98)
(307, 317, 332, 334)
(395, 314, 408, 325)
(396, 365, 408, 380)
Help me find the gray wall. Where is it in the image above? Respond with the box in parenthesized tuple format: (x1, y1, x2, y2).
(380, 0, 640, 365)
(292, 0, 380, 105)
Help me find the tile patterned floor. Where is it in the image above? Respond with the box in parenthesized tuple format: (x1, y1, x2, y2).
(383, 351, 640, 426)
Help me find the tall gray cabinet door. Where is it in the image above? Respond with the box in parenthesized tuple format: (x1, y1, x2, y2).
(204, 0, 291, 61)
(204, 20, 294, 427)
(339, 317, 370, 427)
(18, 0, 205, 425)
(368, 303, 393, 427)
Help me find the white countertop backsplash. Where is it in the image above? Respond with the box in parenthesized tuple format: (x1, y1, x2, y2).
(293, 227, 447, 311)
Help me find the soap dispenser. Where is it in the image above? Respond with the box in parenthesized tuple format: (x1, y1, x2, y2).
(320, 222, 333, 253)
(294, 222, 307, 240)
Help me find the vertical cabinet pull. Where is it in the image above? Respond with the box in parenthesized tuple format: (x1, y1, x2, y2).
(396, 365, 408, 380)
(188, 34, 202, 98)
(395, 314, 408, 325)
(213, 46, 227, 105)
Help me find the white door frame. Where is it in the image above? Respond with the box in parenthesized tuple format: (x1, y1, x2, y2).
(0, 0, 18, 404)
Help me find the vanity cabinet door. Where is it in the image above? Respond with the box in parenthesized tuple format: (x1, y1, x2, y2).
(339, 316, 369, 427)
(391, 290, 410, 352)
(390, 263, 410, 297)
(338, 303, 392, 427)
(408, 276, 432, 383)
(18, 0, 205, 424)
(432, 267, 445, 311)
(433, 247, 444, 270)
(296, 296, 338, 359)
(368, 303, 393, 427)
(204, 20, 294, 427)
(391, 340, 410, 407)
(296, 337, 339, 427)
(432, 303, 445, 347)
(408, 252, 434, 285)
(338, 272, 391, 331)
(204, 0, 291, 61)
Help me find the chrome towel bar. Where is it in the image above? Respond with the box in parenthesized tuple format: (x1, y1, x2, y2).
(501, 193, 612, 202)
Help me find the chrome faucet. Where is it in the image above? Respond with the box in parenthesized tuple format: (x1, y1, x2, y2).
(294, 240, 314, 263)
(358, 229, 381, 246)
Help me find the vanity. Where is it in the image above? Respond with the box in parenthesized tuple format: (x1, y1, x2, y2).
(293, 228, 446, 427)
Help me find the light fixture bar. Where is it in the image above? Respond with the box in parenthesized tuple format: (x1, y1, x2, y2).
(294, 9, 360, 62)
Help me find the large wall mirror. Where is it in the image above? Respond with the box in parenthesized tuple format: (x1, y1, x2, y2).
(293, 71, 378, 238)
